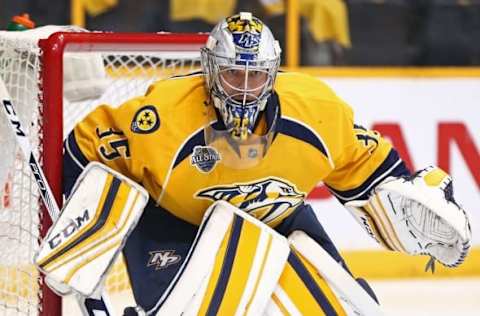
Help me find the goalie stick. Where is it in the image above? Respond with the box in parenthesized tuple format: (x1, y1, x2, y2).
(0, 78, 113, 316)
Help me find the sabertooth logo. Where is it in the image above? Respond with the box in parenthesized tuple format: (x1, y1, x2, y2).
(147, 250, 181, 270)
(191, 146, 221, 173)
(196, 177, 305, 225)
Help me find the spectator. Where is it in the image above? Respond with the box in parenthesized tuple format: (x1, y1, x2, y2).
(262, 0, 351, 65)
(412, 0, 477, 66)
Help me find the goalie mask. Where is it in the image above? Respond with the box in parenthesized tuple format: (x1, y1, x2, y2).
(201, 12, 281, 141)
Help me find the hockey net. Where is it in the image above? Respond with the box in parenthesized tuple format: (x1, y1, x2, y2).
(0, 26, 207, 315)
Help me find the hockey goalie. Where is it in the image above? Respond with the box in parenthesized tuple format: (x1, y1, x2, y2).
(35, 11, 471, 316)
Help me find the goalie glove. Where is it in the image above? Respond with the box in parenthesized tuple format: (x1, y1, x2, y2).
(345, 166, 471, 268)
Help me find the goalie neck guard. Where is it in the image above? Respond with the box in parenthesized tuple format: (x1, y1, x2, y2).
(201, 12, 281, 168)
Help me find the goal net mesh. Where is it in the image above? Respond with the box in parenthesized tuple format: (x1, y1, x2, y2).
(0, 26, 205, 315)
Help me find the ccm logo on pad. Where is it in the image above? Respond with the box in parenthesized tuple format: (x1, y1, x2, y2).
(47, 209, 90, 249)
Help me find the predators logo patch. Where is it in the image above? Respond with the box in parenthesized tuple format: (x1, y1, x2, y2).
(226, 13, 263, 51)
(196, 177, 305, 225)
(131, 105, 160, 134)
(147, 250, 181, 270)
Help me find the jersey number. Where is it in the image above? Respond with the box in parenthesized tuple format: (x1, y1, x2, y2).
(354, 124, 379, 154)
(99, 139, 130, 160)
(97, 127, 131, 160)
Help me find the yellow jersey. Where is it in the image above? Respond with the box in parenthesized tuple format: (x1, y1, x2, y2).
(64, 72, 408, 227)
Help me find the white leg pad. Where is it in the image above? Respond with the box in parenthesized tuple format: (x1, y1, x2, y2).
(155, 200, 290, 316)
(287, 231, 385, 316)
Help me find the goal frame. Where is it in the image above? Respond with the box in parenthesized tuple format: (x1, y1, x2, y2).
(37, 31, 208, 316)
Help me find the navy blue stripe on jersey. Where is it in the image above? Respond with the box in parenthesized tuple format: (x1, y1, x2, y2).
(206, 215, 244, 316)
(149, 205, 214, 314)
(353, 123, 367, 131)
(39, 177, 121, 268)
(258, 92, 281, 132)
(172, 128, 206, 168)
(63, 131, 91, 197)
(288, 251, 337, 315)
(327, 149, 410, 203)
(65, 131, 90, 168)
(278, 117, 330, 160)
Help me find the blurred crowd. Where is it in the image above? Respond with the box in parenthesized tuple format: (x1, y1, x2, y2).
(2, 0, 480, 66)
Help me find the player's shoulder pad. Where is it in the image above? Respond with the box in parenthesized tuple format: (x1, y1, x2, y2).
(276, 72, 346, 104)
(274, 72, 354, 166)
(143, 72, 205, 111)
(125, 73, 208, 134)
(275, 71, 353, 122)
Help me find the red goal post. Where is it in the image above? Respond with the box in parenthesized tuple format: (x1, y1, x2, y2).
(0, 27, 208, 316)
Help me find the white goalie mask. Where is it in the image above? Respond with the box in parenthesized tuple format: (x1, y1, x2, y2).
(201, 12, 281, 141)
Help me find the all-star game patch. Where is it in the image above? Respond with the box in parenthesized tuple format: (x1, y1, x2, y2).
(131, 105, 160, 134)
(191, 146, 221, 173)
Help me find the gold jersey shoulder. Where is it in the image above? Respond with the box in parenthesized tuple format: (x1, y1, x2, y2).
(273, 72, 402, 202)
(275, 72, 355, 163)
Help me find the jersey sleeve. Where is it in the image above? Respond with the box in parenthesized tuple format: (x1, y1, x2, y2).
(323, 103, 410, 203)
(63, 96, 145, 197)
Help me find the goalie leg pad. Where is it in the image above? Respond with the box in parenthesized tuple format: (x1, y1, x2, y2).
(275, 203, 350, 272)
(154, 201, 290, 316)
(268, 251, 347, 316)
(35, 162, 148, 296)
(276, 231, 385, 316)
